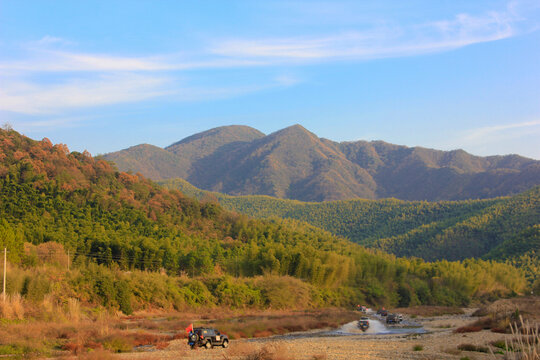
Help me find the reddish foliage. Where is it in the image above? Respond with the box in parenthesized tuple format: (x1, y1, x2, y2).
(253, 330, 273, 338)
(156, 342, 169, 350)
(85, 341, 103, 350)
(118, 172, 139, 186)
(284, 324, 304, 332)
(41, 138, 53, 148)
(62, 342, 84, 354)
(132, 333, 172, 347)
(454, 325, 483, 333)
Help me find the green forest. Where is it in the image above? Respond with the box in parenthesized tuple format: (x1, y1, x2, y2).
(0, 128, 534, 314)
(160, 178, 539, 262)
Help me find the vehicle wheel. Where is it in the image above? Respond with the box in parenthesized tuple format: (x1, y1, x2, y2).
(222, 340, 229, 348)
(190, 334, 198, 342)
(205, 341, 212, 349)
(190, 345, 195, 350)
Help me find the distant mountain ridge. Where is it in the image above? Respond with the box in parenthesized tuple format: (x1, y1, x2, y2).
(103, 124, 540, 202)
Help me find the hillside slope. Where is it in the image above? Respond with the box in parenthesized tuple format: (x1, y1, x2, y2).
(103, 124, 540, 202)
(160, 178, 540, 262)
(0, 128, 528, 308)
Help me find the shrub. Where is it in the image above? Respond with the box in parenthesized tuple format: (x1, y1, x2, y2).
(256, 275, 311, 309)
(115, 280, 132, 315)
(210, 276, 262, 308)
(21, 274, 50, 301)
(454, 325, 482, 333)
(412, 344, 423, 351)
(102, 336, 132, 353)
(457, 343, 488, 353)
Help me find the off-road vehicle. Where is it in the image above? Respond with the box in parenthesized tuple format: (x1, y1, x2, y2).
(386, 313, 403, 324)
(356, 305, 367, 313)
(358, 317, 370, 331)
(188, 328, 229, 349)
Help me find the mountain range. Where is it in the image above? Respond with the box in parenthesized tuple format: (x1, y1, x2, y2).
(103, 125, 540, 202)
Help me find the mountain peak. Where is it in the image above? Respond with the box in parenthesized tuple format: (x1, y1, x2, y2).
(269, 124, 317, 140)
(167, 125, 264, 148)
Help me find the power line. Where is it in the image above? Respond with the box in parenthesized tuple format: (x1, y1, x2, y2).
(36, 248, 179, 267)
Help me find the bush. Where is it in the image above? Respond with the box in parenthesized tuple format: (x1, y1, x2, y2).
(102, 336, 132, 353)
(454, 325, 482, 333)
(457, 344, 488, 353)
(21, 274, 50, 301)
(412, 344, 423, 351)
(210, 277, 262, 308)
(115, 280, 132, 315)
(256, 275, 311, 309)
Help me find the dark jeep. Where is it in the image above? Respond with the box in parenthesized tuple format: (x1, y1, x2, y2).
(386, 313, 403, 324)
(188, 328, 229, 349)
(376, 309, 388, 317)
(358, 317, 370, 331)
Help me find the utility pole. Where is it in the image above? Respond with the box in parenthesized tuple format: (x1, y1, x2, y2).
(3, 248, 6, 303)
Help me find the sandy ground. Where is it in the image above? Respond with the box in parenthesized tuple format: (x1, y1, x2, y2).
(115, 310, 519, 360)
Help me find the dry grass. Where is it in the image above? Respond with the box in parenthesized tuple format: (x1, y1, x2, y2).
(224, 342, 258, 357)
(0, 306, 353, 357)
(241, 344, 293, 360)
(68, 297, 81, 322)
(489, 315, 539, 360)
(393, 306, 464, 317)
(76, 349, 116, 359)
(0, 293, 25, 320)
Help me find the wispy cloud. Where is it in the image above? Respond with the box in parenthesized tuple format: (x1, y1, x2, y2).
(210, 9, 517, 61)
(463, 120, 540, 143)
(0, 1, 537, 117)
(439, 119, 540, 159)
(0, 74, 172, 114)
(11, 115, 92, 131)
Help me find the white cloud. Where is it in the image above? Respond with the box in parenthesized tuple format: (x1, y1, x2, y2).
(12, 116, 91, 131)
(33, 35, 74, 46)
(463, 120, 540, 143)
(210, 9, 517, 61)
(0, 1, 537, 117)
(0, 74, 172, 114)
(274, 74, 301, 86)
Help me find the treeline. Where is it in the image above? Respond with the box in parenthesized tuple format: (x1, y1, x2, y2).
(160, 178, 539, 262)
(0, 129, 530, 313)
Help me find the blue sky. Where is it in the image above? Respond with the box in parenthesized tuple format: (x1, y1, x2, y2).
(1, 0, 539, 159)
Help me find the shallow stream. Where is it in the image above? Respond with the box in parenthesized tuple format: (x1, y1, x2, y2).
(251, 315, 426, 342)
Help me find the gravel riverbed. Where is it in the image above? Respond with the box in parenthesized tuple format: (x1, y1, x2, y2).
(118, 311, 516, 360)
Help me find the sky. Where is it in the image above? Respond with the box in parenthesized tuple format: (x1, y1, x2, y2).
(1, 0, 539, 159)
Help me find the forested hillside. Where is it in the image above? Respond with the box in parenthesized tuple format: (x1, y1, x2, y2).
(104, 124, 540, 202)
(0, 128, 529, 311)
(160, 178, 540, 262)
